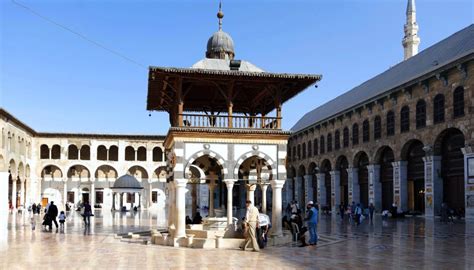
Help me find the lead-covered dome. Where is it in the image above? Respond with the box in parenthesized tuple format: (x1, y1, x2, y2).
(206, 30, 235, 60)
(113, 174, 143, 190)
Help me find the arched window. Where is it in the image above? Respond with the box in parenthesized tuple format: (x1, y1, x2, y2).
(313, 139, 318, 156)
(335, 130, 340, 150)
(433, 94, 445, 124)
(40, 144, 50, 159)
(416, 100, 426, 129)
(97, 145, 107, 161)
(51, 145, 61, 159)
(374, 116, 381, 140)
(297, 144, 301, 160)
(80, 145, 90, 160)
(362, 120, 370, 142)
(109, 145, 118, 161)
(453, 87, 464, 118)
(125, 146, 135, 161)
(327, 133, 333, 152)
(308, 141, 312, 157)
(352, 124, 359, 145)
(400, 106, 410, 133)
(386, 111, 395, 136)
(302, 143, 307, 159)
(153, 147, 163, 162)
(68, 145, 78, 160)
(343, 127, 349, 148)
(137, 146, 147, 161)
(320, 136, 325, 154)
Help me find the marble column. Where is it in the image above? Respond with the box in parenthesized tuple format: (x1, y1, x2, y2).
(392, 161, 408, 211)
(303, 175, 312, 204)
(368, 164, 381, 210)
(462, 146, 474, 219)
(19, 179, 25, 207)
(112, 192, 116, 211)
(90, 182, 95, 207)
(330, 170, 340, 213)
(63, 180, 67, 210)
(119, 192, 124, 209)
(270, 179, 285, 237)
(347, 167, 359, 204)
(209, 181, 216, 217)
(423, 155, 442, 217)
(260, 183, 269, 214)
(224, 179, 235, 225)
(174, 178, 188, 239)
(167, 183, 175, 227)
(316, 173, 325, 206)
(11, 176, 17, 209)
(246, 184, 257, 205)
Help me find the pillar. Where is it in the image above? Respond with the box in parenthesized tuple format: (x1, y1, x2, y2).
(90, 182, 95, 206)
(330, 170, 340, 213)
(224, 179, 235, 225)
(270, 179, 285, 237)
(260, 183, 269, 214)
(174, 178, 188, 238)
(392, 161, 408, 211)
(295, 176, 303, 206)
(119, 192, 124, 209)
(303, 175, 312, 204)
(63, 180, 67, 210)
(19, 179, 25, 207)
(138, 193, 142, 208)
(316, 173, 325, 206)
(423, 155, 442, 217)
(11, 176, 17, 209)
(368, 164, 382, 211)
(462, 146, 474, 219)
(149, 182, 153, 207)
(246, 184, 257, 205)
(347, 167, 359, 204)
(209, 181, 216, 217)
(112, 192, 116, 211)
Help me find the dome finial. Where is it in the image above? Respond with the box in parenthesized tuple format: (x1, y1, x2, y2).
(217, 1, 224, 31)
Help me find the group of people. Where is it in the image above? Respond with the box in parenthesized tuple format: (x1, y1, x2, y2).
(337, 202, 375, 225)
(38, 201, 65, 232)
(282, 200, 319, 247)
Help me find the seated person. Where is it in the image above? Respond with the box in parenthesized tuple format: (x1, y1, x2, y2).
(192, 212, 203, 224)
(185, 215, 193, 225)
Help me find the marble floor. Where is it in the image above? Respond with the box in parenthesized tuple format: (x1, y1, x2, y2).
(0, 210, 473, 269)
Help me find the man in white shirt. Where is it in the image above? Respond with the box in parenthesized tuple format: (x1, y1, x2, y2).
(242, 200, 260, 252)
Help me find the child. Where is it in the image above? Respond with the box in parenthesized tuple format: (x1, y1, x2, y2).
(58, 211, 66, 228)
(42, 213, 51, 231)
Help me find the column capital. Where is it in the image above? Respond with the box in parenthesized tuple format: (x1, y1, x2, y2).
(270, 179, 285, 189)
(246, 184, 257, 191)
(462, 145, 474, 155)
(174, 178, 188, 188)
(422, 155, 442, 163)
(223, 179, 236, 188)
(392, 160, 408, 168)
(259, 182, 270, 190)
(346, 167, 358, 174)
(330, 170, 340, 176)
(367, 164, 380, 171)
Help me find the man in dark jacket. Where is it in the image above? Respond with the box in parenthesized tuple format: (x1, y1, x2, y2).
(48, 201, 59, 231)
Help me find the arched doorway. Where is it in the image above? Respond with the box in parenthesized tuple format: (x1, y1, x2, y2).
(403, 140, 425, 214)
(435, 128, 465, 213)
(320, 159, 332, 209)
(377, 147, 394, 211)
(336, 156, 349, 206)
(354, 152, 369, 208)
(287, 166, 296, 202)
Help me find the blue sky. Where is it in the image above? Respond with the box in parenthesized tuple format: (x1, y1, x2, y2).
(0, 0, 472, 135)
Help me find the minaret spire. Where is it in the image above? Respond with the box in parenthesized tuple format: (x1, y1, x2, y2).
(402, 0, 420, 60)
(217, 1, 224, 31)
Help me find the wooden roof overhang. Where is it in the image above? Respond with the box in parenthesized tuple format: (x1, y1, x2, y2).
(147, 66, 322, 115)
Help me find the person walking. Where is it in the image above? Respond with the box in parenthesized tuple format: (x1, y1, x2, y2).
(241, 200, 260, 252)
(304, 201, 318, 245)
(369, 203, 375, 224)
(355, 203, 362, 226)
(48, 201, 59, 232)
(339, 204, 345, 221)
(58, 211, 66, 229)
(82, 201, 92, 226)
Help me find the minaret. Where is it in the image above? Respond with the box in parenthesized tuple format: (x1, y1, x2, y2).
(402, 0, 420, 60)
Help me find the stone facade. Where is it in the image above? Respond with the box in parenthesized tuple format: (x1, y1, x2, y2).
(288, 57, 474, 218)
